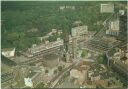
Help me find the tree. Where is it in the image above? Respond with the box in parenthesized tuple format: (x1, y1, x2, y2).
(97, 54, 107, 64)
(36, 82, 46, 88)
(81, 50, 88, 58)
(58, 66, 63, 71)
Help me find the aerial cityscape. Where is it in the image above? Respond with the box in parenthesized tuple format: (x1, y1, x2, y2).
(1, 1, 128, 89)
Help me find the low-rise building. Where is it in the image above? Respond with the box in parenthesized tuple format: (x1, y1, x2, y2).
(95, 80, 108, 88)
(58, 30, 62, 35)
(52, 29, 57, 34)
(70, 69, 88, 85)
(66, 6, 75, 10)
(91, 75, 101, 82)
(106, 19, 120, 36)
(59, 6, 75, 10)
(37, 37, 44, 42)
(70, 61, 91, 85)
(47, 32, 53, 36)
(2, 48, 15, 58)
(73, 21, 82, 27)
(59, 6, 65, 10)
(28, 28, 38, 32)
(100, 4, 114, 13)
(119, 10, 125, 16)
(71, 25, 88, 37)
(45, 40, 50, 44)
(25, 38, 64, 57)
(24, 77, 33, 88)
